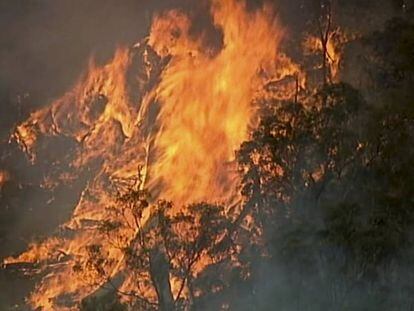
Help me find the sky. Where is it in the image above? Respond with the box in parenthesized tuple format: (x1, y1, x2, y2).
(1, 0, 151, 129)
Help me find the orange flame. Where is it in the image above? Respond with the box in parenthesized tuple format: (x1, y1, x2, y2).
(148, 0, 283, 204)
(5, 1, 302, 309)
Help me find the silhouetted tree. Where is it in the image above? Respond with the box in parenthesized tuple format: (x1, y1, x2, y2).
(76, 188, 232, 310)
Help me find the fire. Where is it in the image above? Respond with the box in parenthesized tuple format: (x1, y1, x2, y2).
(5, 0, 299, 309)
(0, 170, 10, 191)
(303, 28, 349, 82)
(148, 0, 283, 204)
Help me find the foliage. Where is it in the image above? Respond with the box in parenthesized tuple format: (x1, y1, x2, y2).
(235, 33, 414, 308)
(75, 188, 234, 310)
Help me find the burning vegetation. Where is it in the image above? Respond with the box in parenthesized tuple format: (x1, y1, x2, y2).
(1, 0, 414, 310)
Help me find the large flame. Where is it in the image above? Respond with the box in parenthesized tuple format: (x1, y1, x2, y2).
(148, 0, 282, 204)
(5, 0, 301, 309)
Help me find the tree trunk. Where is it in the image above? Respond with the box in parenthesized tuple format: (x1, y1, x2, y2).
(149, 248, 174, 311)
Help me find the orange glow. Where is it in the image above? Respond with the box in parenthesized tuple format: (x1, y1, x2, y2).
(0, 170, 9, 189)
(303, 28, 348, 82)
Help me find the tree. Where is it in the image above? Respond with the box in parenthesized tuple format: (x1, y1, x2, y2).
(237, 78, 414, 309)
(74, 187, 233, 310)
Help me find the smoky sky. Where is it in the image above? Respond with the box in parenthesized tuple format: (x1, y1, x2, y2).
(0, 1, 150, 129)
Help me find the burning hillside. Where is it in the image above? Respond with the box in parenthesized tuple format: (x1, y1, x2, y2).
(4, 0, 301, 309)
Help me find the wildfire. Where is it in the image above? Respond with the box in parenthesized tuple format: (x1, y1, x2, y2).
(5, 0, 301, 309)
